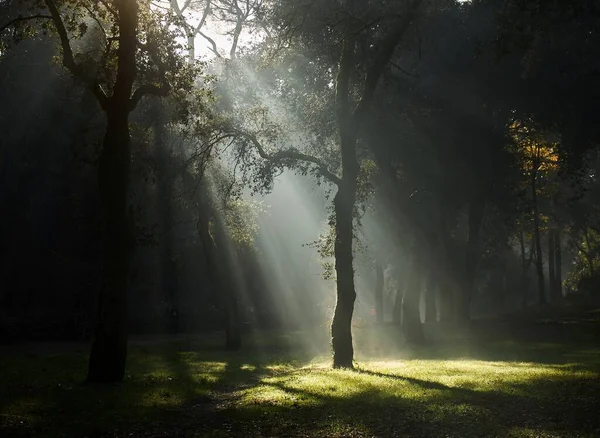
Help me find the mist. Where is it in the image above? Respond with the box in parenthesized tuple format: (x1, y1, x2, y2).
(1, 0, 600, 436)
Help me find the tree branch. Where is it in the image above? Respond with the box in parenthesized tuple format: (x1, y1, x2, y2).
(240, 132, 342, 186)
(130, 83, 171, 110)
(0, 14, 52, 34)
(354, 0, 423, 119)
(133, 34, 172, 109)
(43, 0, 109, 110)
(191, 0, 211, 38)
(198, 30, 222, 57)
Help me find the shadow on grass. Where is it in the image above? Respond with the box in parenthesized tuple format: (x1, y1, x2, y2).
(1, 326, 599, 437)
(0, 332, 318, 437)
(223, 362, 600, 437)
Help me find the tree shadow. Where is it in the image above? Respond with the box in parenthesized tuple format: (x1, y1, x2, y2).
(229, 364, 600, 437)
(1, 327, 599, 437)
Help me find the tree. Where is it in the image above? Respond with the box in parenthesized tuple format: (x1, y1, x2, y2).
(218, 0, 424, 367)
(1, 0, 200, 382)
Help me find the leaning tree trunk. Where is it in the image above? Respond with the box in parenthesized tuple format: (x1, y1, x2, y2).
(531, 171, 546, 305)
(87, 0, 138, 383)
(87, 108, 132, 383)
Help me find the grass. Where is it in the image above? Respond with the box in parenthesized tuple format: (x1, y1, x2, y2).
(1, 318, 599, 437)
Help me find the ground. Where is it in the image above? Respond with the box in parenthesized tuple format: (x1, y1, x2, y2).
(1, 308, 599, 437)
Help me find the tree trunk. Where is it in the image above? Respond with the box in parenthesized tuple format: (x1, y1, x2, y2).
(555, 228, 563, 301)
(331, 179, 357, 368)
(374, 259, 384, 324)
(392, 283, 403, 324)
(155, 109, 179, 334)
(87, 0, 138, 384)
(438, 265, 456, 323)
(402, 251, 425, 344)
(518, 228, 528, 308)
(531, 172, 546, 305)
(197, 203, 241, 350)
(457, 199, 484, 325)
(548, 229, 556, 302)
(425, 274, 437, 323)
(87, 109, 132, 383)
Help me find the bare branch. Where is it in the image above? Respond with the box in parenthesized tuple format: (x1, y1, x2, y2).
(198, 30, 222, 57)
(191, 0, 211, 37)
(0, 14, 52, 34)
(181, 0, 195, 14)
(170, 0, 183, 16)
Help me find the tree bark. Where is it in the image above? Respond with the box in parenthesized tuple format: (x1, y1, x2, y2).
(196, 200, 241, 350)
(531, 171, 546, 305)
(374, 259, 384, 324)
(215, 213, 242, 350)
(402, 251, 425, 344)
(87, 0, 138, 384)
(87, 108, 132, 383)
(331, 177, 357, 368)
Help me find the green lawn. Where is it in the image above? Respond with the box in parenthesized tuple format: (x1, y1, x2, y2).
(1, 321, 599, 437)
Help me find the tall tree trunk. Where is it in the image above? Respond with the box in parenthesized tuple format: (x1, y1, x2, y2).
(531, 171, 546, 305)
(87, 0, 138, 384)
(196, 202, 241, 350)
(329, 0, 422, 368)
(402, 251, 425, 344)
(155, 109, 179, 334)
(331, 23, 358, 368)
(548, 229, 556, 302)
(87, 109, 132, 383)
(392, 283, 403, 324)
(374, 259, 384, 324)
(518, 228, 528, 308)
(457, 199, 484, 325)
(555, 228, 562, 301)
(331, 178, 357, 368)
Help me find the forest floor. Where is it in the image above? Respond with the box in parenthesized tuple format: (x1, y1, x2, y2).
(1, 307, 599, 437)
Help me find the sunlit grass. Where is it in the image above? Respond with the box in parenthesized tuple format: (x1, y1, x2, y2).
(1, 332, 599, 437)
